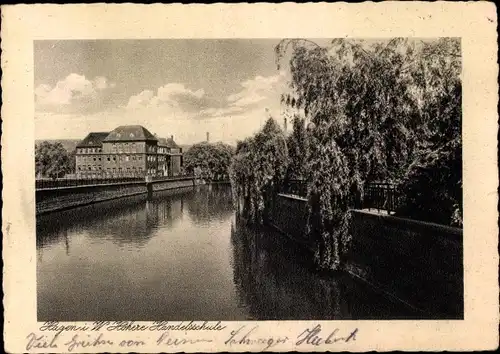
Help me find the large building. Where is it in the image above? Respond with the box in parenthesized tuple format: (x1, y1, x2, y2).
(75, 125, 183, 178)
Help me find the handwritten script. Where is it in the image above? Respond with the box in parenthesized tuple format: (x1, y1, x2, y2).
(296, 324, 359, 346)
(39, 320, 226, 333)
(25, 321, 359, 352)
(225, 325, 289, 351)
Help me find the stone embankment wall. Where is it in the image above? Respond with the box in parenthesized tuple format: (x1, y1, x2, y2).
(268, 194, 463, 318)
(36, 178, 195, 215)
(269, 193, 313, 251)
(346, 210, 463, 318)
(151, 178, 195, 191)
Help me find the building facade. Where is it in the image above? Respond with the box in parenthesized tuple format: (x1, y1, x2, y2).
(75, 125, 183, 178)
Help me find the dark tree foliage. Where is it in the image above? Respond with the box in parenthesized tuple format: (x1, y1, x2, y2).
(397, 137, 462, 226)
(285, 115, 309, 181)
(230, 117, 289, 224)
(183, 142, 234, 181)
(35, 141, 73, 179)
(396, 39, 462, 226)
(275, 38, 462, 270)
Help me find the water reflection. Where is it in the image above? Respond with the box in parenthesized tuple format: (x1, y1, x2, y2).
(37, 184, 419, 321)
(230, 214, 422, 320)
(37, 190, 189, 250)
(37, 185, 244, 321)
(187, 184, 234, 224)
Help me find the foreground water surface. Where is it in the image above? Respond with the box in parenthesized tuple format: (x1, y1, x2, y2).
(37, 184, 417, 321)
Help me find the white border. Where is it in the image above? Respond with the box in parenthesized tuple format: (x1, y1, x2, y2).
(2, 3, 499, 352)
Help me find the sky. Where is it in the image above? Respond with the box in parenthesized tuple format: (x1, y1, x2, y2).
(34, 39, 297, 145)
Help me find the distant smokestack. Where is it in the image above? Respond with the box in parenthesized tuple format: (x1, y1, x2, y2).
(171, 135, 173, 140)
(206, 132, 210, 142)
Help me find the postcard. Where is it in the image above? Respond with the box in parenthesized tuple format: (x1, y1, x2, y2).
(2, 2, 499, 352)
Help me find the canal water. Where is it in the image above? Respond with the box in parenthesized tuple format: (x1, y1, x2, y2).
(37, 184, 418, 321)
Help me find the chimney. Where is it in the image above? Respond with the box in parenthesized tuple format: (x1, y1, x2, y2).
(206, 132, 210, 142)
(170, 135, 173, 140)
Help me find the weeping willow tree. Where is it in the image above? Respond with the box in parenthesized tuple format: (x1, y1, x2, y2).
(396, 39, 462, 226)
(285, 115, 309, 181)
(229, 117, 289, 224)
(276, 38, 462, 270)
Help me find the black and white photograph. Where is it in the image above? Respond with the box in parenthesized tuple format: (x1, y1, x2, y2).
(2, 3, 498, 353)
(34, 37, 463, 321)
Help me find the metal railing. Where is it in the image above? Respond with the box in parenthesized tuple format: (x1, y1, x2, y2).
(279, 179, 402, 213)
(35, 173, 195, 190)
(35, 176, 144, 189)
(280, 179, 308, 198)
(363, 182, 402, 213)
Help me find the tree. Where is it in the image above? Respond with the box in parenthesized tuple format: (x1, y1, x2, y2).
(230, 117, 289, 224)
(275, 38, 462, 270)
(183, 142, 234, 181)
(396, 38, 462, 226)
(35, 141, 73, 179)
(286, 115, 309, 181)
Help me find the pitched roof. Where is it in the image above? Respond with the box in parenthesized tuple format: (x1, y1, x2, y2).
(76, 132, 110, 148)
(104, 125, 158, 142)
(158, 137, 179, 149)
(167, 137, 180, 149)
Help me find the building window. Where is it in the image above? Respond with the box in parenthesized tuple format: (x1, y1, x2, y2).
(98, 157, 101, 161)
(125, 155, 129, 162)
(113, 156, 116, 161)
(107, 156, 110, 161)
(93, 157, 96, 161)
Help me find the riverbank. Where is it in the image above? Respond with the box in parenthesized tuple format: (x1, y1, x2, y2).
(268, 193, 463, 319)
(36, 178, 195, 215)
(37, 184, 424, 320)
